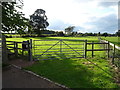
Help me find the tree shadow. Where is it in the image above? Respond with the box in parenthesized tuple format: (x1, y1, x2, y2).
(26, 53, 116, 88)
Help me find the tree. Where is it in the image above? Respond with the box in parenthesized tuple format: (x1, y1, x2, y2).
(1, 1, 30, 34)
(115, 30, 120, 37)
(64, 26, 75, 35)
(30, 9, 49, 34)
(97, 32, 101, 36)
(56, 31, 64, 36)
(71, 32, 77, 36)
(102, 32, 108, 37)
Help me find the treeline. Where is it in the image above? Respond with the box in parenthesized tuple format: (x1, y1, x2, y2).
(71, 32, 116, 37)
(5, 30, 119, 38)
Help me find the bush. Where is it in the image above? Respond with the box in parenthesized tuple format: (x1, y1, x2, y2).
(5, 35, 12, 38)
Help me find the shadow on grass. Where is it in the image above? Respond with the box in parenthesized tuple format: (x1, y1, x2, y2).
(25, 53, 117, 88)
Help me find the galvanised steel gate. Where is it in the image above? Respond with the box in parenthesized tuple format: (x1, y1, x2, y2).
(33, 39, 86, 60)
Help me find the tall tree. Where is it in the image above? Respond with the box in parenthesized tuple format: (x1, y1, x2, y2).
(30, 9, 49, 34)
(102, 32, 108, 37)
(115, 30, 120, 37)
(97, 32, 101, 36)
(1, 0, 30, 34)
(65, 26, 75, 35)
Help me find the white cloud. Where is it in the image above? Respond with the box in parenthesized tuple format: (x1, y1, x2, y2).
(22, 0, 118, 33)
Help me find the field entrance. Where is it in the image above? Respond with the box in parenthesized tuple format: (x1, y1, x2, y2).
(33, 39, 85, 60)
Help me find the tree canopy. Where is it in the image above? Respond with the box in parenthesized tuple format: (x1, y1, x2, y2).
(1, 0, 31, 34)
(115, 30, 120, 37)
(30, 9, 49, 34)
(65, 26, 75, 35)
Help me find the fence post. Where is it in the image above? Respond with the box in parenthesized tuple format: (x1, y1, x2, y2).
(2, 34, 8, 63)
(15, 42, 18, 57)
(107, 41, 110, 58)
(112, 44, 115, 64)
(84, 40, 87, 58)
(28, 39, 32, 61)
(22, 41, 24, 55)
(92, 41, 94, 58)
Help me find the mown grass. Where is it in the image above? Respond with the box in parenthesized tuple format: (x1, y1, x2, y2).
(6, 36, 118, 88)
(101, 36, 120, 46)
(25, 57, 117, 88)
(6, 36, 105, 58)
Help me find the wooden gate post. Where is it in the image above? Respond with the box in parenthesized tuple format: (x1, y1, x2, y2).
(112, 44, 115, 64)
(2, 34, 8, 63)
(14, 42, 18, 57)
(84, 40, 87, 58)
(28, 39, 32, 61)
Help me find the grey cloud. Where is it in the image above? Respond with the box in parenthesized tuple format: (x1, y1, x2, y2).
(98, 2, 117, 7)
(47, 13, 118, 33)
(73, 0, 119, 4)
(119, 2, 120, 19)
(47, 19, 72, 31)
(73, 26, 85, 32)
(47, 19, 85, 32)
(85, 13, 118, 33)
(118, 19, 120, 30)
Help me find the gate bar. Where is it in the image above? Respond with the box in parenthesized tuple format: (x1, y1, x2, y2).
(39, 41, 60, 56)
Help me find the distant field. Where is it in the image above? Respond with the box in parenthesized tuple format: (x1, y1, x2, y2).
(6, 36, 105, 58)
(6, 37, 118, 88)
(101, 37, 120, 46)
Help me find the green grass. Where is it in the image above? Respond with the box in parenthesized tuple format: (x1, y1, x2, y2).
(6, 36, 118, 88)
(101, 37, 120, 68)
(6, 36, 105, 58)
(25, 57, 117, 88)
(101, 37, 120, 46)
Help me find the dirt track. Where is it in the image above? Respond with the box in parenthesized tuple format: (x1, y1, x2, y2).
(2, 59, 68, 89)
(3, 65, 63, 88)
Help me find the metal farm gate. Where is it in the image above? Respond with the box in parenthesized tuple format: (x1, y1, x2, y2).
(33, 39, 86, 60)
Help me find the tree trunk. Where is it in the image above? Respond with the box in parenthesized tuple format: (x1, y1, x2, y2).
(2, 34, 8, 63)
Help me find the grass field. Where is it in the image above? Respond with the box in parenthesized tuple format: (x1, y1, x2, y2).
(7, 36, 106, 58)
(6, 36, 118, 88)
(101, 37, 120, 46)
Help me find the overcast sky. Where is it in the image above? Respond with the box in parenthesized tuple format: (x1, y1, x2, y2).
(22, 0, 119, 33)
